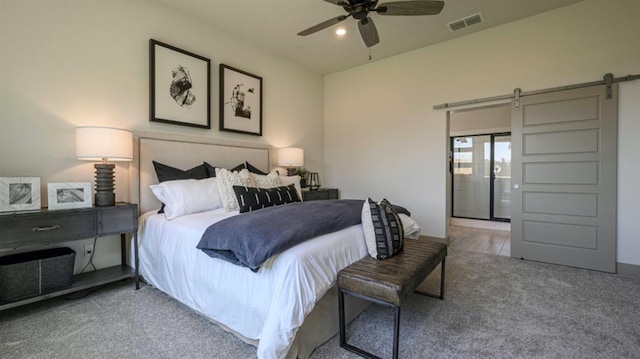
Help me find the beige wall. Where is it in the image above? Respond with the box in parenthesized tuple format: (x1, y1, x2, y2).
(450, 105, 511, 136)
(0, 0, 324, 271)
(324, 0, 640, 265)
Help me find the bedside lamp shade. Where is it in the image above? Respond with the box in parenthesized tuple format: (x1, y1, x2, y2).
(76, 127, 133, 161)
(278, 147, 304, 176)
(76, 126, 132, 206)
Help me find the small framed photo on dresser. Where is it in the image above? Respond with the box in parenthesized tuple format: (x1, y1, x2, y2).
(0, 177, 41, 212)
(47, 182, 92, 210)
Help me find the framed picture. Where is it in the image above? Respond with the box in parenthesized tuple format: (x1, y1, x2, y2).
(47, 182, 92, 210)
(0, 177, 41, 212)
(219, 64, 263, 136)
(149, 39, 211, 129)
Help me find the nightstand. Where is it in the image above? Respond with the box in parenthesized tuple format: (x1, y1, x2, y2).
(0, 202, 139, 311)
(302, 188, 339, 201)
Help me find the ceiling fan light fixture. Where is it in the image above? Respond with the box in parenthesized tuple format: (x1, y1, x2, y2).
(298, 0, 445, 47)
(336, 28, 347, 36)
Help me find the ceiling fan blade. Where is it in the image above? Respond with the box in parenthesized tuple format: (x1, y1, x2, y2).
(377, 0, 445, 16)
(358, 17, 380, 48)
(323, 0, 349, 5)
(297, 15, 349, 36)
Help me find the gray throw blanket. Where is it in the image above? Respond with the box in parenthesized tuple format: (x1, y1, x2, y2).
(197, 199, 410, 272)
(197, 199, 361, 272)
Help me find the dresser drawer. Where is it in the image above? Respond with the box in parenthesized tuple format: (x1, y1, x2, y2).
(0, 210, 96, 248)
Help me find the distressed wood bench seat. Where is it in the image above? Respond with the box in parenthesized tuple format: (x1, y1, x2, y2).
(337, 236, 447, 359)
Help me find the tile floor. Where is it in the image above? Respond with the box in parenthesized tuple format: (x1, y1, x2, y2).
(448, 225, 511, 257)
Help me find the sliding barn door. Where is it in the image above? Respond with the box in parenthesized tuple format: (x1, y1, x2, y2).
(510, 84, 617, 272)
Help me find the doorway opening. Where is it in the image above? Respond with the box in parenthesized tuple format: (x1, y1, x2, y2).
(451, 133, 511, 222)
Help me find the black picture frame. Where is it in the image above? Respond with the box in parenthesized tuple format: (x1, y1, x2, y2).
(219, 64, 263, 136)
(149, 39, 211, 129)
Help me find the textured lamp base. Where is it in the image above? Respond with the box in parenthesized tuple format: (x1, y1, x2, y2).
(94, 163, 115, 207)
(286, 167, 296, 176)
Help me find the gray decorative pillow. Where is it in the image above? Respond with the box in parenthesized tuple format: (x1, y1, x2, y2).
(230, 161, 268, 175)
(153, 161, 208, 182)
(361, 198, 405, 259)
(204, 162, 218, 177)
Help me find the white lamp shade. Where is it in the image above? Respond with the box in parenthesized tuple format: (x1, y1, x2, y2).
(278, 147, 304, 167)
(76, 126, 133, 161)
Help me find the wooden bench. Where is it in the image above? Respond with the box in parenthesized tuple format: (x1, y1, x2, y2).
(337, 236, 447, 359)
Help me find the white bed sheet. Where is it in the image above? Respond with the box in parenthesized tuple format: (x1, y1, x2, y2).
(137, 209, 368, 359)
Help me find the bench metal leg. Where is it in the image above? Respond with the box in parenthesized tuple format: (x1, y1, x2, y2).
(339, 289, 346, 347)
(414, 257, 446, 300)
(338, 256, 446, 358)
(393, 306, 400, 359)
(339, 288, 401, 359)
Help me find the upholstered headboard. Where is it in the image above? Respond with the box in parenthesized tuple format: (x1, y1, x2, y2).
(131, 133, 271, 214)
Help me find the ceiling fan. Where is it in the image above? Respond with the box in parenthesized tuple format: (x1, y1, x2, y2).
(297, 0, 445, 48)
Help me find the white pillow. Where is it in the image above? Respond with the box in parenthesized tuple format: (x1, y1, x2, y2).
(399, 213, 421, 239)
(149, 177, 222, 220)
(215, 168, 256, 212)
(279, 175, 303, 201)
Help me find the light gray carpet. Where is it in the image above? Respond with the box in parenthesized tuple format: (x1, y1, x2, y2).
(1, 249, 639, 359)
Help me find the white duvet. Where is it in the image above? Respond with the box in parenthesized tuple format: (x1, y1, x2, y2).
(137, 209, 369, 359)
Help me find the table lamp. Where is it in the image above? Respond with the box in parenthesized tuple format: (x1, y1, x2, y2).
(308, 172, 320, 191)
(76, 126, 133, 206)
(277, 147, 304, 176)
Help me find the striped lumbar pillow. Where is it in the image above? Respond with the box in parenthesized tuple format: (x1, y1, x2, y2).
(232, 184, 300, 213)
(362, 198, 405, 259)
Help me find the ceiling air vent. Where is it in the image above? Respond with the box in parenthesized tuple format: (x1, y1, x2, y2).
(448, 20, 466, 31)
(447, 12, 484, 32)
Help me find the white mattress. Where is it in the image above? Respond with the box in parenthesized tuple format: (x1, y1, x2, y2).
(137, 209, 368, 359)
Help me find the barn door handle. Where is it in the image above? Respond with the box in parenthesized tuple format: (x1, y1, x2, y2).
(513, 184, 520, 190)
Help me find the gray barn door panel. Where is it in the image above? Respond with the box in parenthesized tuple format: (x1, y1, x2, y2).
(511, 84, 617, 272)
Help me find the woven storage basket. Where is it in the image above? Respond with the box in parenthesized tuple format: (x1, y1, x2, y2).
(0, 247, 75, 301)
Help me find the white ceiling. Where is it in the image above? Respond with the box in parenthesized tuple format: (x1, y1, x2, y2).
(155, 0, 584, 75)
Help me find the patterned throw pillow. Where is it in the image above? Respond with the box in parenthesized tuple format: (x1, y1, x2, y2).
(252, 170, 281, 188)
(215, 168, 256, 212)
(279, 175, 303, 201)
(361, 198, 405, 259)
(232, 184, 301, 213)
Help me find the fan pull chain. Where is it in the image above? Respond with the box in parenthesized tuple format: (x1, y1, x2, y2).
(368, 48, 372, 61)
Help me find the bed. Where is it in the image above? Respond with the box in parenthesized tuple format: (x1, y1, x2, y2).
(130, 134, 417, 359)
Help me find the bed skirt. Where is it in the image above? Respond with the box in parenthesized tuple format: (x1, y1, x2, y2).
(142, 276, 369, 359)
(286, 285, 370, 359)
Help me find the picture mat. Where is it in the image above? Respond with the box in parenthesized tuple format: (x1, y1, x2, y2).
(153, 44, 209, 127)
(47, 182, 92, 210)
(0, 177, 41, 212)
(221, 66, 262, 134)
